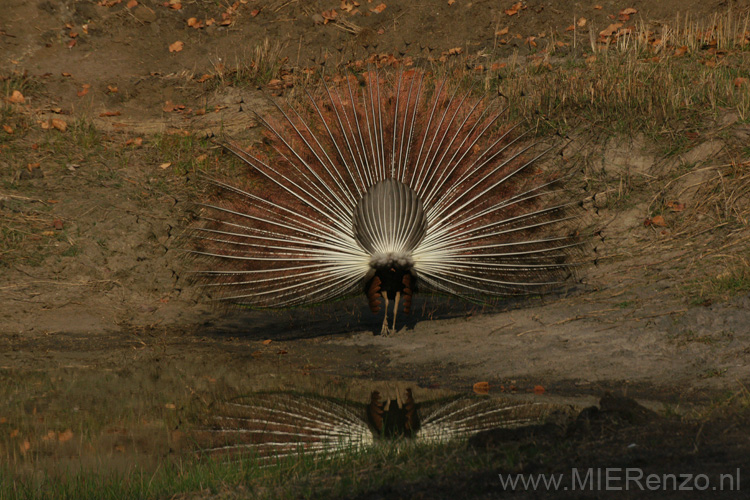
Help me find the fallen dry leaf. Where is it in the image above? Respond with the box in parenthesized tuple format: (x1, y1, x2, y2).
(504, 1, 525, 16)
(77, 84, 90, 97)
(734, 77, 749, 87)
(20, 440, 31, 454)
(125, 137, 143, 146)
(2, 125, 13, 134)
(8, 90, 25, 104)
(126, 0, 137, 7)
(99, 111, 121, 117)
(159, 162, 172, 169)
(600, 23, 623, 38)
(262, 339, 273, 345)
(577, 17, 587, 27)
(370, 3, 386, 13)
(593, 4, 602, 9)
(533, 385, 545, 395)
(168, 40, 184, 53)
(674, 46, 688, 57)
(666, 201, 685, 212)
(51, 119, 68, 131)
(473, 381, 491, 395)
(495, 27, 509, 36)
(644, 215, 667, 227)
(619, 7, 637, 15)
(165, 403, 176, 409)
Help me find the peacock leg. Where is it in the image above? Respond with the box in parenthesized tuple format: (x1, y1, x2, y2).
(391, 291, 400, 335)
(380, 292, 390, 336)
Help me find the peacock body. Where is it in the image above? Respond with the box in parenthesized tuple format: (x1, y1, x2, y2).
(192, 69, 582, 334)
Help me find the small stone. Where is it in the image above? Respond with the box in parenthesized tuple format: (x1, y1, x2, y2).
(133, 5, 157, 23)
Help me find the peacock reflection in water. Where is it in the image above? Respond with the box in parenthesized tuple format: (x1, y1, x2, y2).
(192, 386, 564, 462)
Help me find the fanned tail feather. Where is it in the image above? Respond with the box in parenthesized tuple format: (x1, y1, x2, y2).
(190, 69, 583, 308)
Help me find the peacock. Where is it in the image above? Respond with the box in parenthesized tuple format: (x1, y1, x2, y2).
(193, 389, 560, 462)
(191, 68, 583, 334)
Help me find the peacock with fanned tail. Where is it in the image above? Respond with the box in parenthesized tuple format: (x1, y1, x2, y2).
(191, 69, 584, 334)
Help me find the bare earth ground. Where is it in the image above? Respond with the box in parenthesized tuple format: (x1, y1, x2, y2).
(2, 0, 750, 497)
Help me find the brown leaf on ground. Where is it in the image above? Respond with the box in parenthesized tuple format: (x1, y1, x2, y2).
(504, 2, 525, 16)
(619, 7, 637, 15)
(533, 385, 545, 394)
(577, 17, 587, 27)
(600, 23, 623, 37)
(168, 40, 184, 53)
(77, 84, 90, 97)
(8, 90, 25, 103)
(473, 381, 491, 394)
(51, 119, 67, 131)
(666, 201, 685, 212)
(734, 77, 748, 87)
(2, 125, 13, 134)
(126, 0, 137, 7)
(370, 3, 387, 14)
(644, 215, 667, 227)
(495, 27, 509, 36)
(99, 111, 121, 117)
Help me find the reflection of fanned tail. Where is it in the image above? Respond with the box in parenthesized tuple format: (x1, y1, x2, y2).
(194, 390, 555, 461)
(195, 392, 374, 461)
(419, 396, 550, 443)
